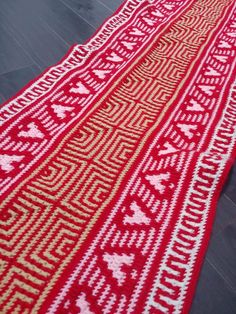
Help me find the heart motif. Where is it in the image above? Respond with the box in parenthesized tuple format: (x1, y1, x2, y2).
(106, 52, 123, 62)
(214, 55, 228, 63)
(218, 40, 231, 48)
(52, 104, 73, 119)
(70, 82, 90, 95)
(19, 122, 44, 138)
(130, 28, 144, 36)
(93, 69, 111, 79)
(152, 9, 164, 17)
(0, 154, 24, 172)
(199, 85, 215, 96)
(122, 41, 136, 50)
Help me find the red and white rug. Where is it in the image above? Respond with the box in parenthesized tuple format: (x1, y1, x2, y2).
(0, 0, 235, 313)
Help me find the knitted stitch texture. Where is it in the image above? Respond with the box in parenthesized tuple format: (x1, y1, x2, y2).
(0, 0, 235, 313)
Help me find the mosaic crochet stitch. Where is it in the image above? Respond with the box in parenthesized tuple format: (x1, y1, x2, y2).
(0, 0, 235, 313)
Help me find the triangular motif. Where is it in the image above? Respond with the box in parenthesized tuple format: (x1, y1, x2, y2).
(152, 9, 164, 17)
(76, 293, 94, 314)
(106, 52, 123, 62)
(146, 173, 170, 194)
(214, 55, 228, 63)
(187, 99, 204, 111)
(199, 85, 215, 96)
(205, 66, 220, 76)
(163, 4, 174, 10)
(52, 104, 73, 119)
(143, 17, 155, 26)
(70, 82, 90, 95)
(93, 69, 111, 79)
(226, 32, 236, 38)
(159, 142, 178, 155)
(130, 28, 144, 36)
(218, 40, 231, 48)
(122, 41, 136, 50)
(177, 123, 197, 139)
(124, 201, 150, 225)
(0, 154, 24, 172)
(19, 122, 44, 139)
(103, 253, 134, 286)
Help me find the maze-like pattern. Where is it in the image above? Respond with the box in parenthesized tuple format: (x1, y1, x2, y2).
(0, 0, 235, 312)
(46, 1, 236, 313)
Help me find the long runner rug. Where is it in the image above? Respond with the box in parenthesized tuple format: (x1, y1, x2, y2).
(0, 0, 236, 313)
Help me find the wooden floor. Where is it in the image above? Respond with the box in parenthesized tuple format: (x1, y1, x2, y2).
(0, 0, 235, 312)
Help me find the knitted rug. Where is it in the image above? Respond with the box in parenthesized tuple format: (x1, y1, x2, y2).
(0, 0, 235, 313)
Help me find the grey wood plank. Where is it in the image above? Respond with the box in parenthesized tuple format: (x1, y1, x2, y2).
(0, 65, 41, 102)
(0, 24, 33, 75)
(60, 0, 112, 29)
(224, 162, 236, 204)
(212, 194, 236, 236)
(99, 0, 124, 11)
(0, 94, 5, 104)
(190, 259, 236, 314)
(0, 0, 69, 69)
(38, 0, 96, 43)
(207, 219, 236, 292)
